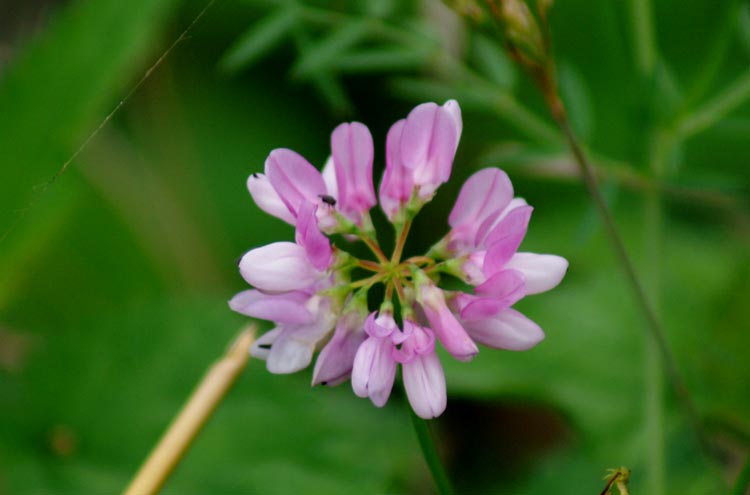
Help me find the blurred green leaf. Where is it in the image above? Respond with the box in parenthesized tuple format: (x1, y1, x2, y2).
(0, 0, 179, 237)
(472, 33, 518, 90)
(731, 458, 750, 495)
(332, 46, 430, 73)
(559, 61, 595, 141)
(291, 19, 371, 78)
(219, 9, 298, 73)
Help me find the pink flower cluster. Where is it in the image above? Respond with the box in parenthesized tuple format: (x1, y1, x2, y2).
(231, 101, 567, 419)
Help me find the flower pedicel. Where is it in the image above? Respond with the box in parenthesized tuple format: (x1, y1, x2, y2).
(230, 100, 568, 419)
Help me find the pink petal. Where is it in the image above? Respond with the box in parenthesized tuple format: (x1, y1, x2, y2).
(400, 101, 461, 195)
(331, 122, 376, 221)
(505, 253, 569, 295)
(351, 337, 397, 407)
(402, 352, 447, 419)
(228, 289, 312, 324)
(483, 205, 533, 275)
(312, 310, 366, 386)
(239, 242, 321, 292)
(459, 270, 527, 321)
(462, 309, 544, 351)
(295, 201, 333, 270)
(379, 119, 413, 220)
(448, 168, 513, 249)
(364, 311, 399, 339)
(419, 283, 478, 361)
(246, 173, 296, 225)
(265, 148, 326, 218)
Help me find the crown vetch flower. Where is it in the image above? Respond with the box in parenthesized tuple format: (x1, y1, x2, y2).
(231, 100, 568, 419)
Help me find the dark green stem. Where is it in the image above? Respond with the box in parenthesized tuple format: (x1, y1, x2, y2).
(553, 114, 707, 450)
(731, 457, 750, 495)
(409, 410, 454, 495)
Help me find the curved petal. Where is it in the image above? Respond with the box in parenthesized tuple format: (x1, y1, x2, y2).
(331, 122, 376, 221)
(400, 101, 461, 195)
(228, 289, 312, 324)
(379, 119, 412, 220)
(266, 148, 327, 218)
(239, 242, 320, 292)
(351, 337, 397, 407)
(483, 205, 533, 275)
(266, 328, 315, 374)
(448, 168, 513, 249)
(419, 283, 478, 361)
(295, 201, 333, 270)
(246, 173, 296, 225)
(402, 352, 447, 419)
(462, 309, 544, 351)
(505, 253, 569, 294)
(312, 310, 366, 386)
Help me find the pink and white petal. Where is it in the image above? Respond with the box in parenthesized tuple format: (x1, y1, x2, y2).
(475, 197, 529, 247)
(402, 353, 447, 419)
(321, 156, 339, 199)
(266, 329, 315, 374)
(400, 102, 459, 190)
(331, 122, 376, 217)
(250, 327, 282, 360)
(474, 269, 527, 299)
(246, 173, 296, 225)
(295, 201, 333, 271)
(448, 168, 513, 239)
(482, 205, 534, 274)
(462, 309, 544, 351)
(265, 148, 327, 218)
(312, 312, 366, 386)
(239, 242, 321, 292)
(351, 337, 397, 407)
(379, 119, 413, 220)
(458, 295, 508, 321)
(419, 284, 478, 361)
(228, 289, 312, 324)
(505, 253, 569, 294)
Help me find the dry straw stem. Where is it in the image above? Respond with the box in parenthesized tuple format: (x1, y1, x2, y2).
(124, 326, 256, 495)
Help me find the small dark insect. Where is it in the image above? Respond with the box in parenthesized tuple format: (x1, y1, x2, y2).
(251, 173, 259, 178)
(320, 194, 336, 206)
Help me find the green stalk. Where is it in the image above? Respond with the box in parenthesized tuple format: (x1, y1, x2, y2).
(731, 457, 750, 495)
(410, 410, 454, 495)
(644, 132, 669, 495)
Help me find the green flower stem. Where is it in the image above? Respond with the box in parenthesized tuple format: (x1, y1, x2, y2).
(391, 219, 413, 265)
(409, 410, 454, 495)
(731, 457, 750, 495)
(644, 134, 667, 495)
(361, 233, 390, 264)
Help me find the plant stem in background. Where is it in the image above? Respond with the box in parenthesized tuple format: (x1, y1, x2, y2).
(731, 457, 750, 495)
(628, 0, 667, 491)
(410, 410, 454, 495)
(124, 327, 256, 495)
(553, 115, 705, 445)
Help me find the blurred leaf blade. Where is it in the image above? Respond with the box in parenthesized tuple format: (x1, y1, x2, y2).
(291, 19, 370, 78)
(219, 8, 298, 73)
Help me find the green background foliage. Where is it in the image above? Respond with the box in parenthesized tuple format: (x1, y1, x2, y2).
(0, 0, 748, 493)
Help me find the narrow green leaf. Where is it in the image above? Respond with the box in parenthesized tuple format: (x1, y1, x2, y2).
(559, 62, 595, 141)
(332, 46, 430, 73)
(219, 9, 297, 73)
(472, 33, 518, 89)
(291, 20, 370, 78)
(0, 0, 179, 238)
(732, 458, 750, 495)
